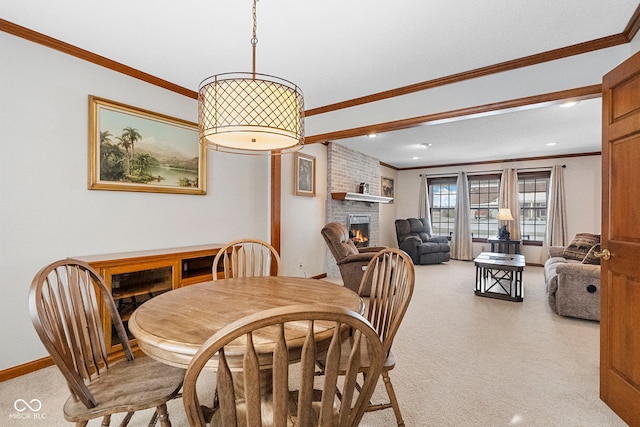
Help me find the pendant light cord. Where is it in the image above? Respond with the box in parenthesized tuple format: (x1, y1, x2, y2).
(251, 0, 258, 78)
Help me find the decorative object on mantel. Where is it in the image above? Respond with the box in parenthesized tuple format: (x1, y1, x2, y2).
(198, 0, 304, 155)
(358, 182, 370, 194)
(331, 192, 393, 203)
(497, 208, 514, 240)
(294, 153, 315, 197)
(88, 96, 206, 195)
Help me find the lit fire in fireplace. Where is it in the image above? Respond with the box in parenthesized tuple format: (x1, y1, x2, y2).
(351, 228, 369, 245)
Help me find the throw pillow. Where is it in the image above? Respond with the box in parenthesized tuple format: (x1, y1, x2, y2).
(563, 233, 600, 261)
(582, 243, 601, 265)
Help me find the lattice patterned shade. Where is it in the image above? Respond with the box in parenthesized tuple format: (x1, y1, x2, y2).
(198, 72, 304, 154)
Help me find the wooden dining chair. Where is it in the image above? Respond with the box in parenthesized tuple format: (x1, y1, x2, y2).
(182, 304, 384, 427)
(29, 259, 185, 427)
(316, 248, 415, 426)
(212, 238, 282, 279)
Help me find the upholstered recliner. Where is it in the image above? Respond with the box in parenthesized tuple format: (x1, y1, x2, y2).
(321, 222, 386, 296)
(395, 218, 451, 265)
(544, 233, 601, 321)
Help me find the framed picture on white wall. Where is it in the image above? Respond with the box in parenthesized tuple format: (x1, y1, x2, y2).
(294, 152, 315, 197)
(381, 176, 394, 202)
(88, 96, 206, 195)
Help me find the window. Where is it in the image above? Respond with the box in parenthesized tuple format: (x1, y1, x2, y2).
(468, 175, 500, 239)
(428, 178, 456, 237)
(518, 172, 550, 242)
(428, 172, 550, 243)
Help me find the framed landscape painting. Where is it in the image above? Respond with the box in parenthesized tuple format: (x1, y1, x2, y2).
(294, 152, 315, 196)
(88, 96, 206, 195)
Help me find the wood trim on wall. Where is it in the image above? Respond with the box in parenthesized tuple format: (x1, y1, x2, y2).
(623, 4, 640, 41)
(0, 19, 197, 100)
(305, 85, 602, 144)
(271, 155, 282, 257)
(399, 151, 601, 171)
(304, 35, 627, 117)
(0, 357, 53, 382)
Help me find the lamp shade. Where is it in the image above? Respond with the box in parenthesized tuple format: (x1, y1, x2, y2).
(497, 208, 514, 221)
(198, 72, 304, 155)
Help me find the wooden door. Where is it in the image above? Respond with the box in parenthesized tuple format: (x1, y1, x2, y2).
(601, 50, 640, 426)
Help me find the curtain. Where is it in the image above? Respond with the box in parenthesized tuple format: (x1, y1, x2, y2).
(418, 174, 433, 235)
(541, 165, 568, 263)
(499, 168, 521, 240)
(451, 171, 473, 260)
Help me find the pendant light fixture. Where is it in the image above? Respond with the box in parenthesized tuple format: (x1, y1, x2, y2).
(198, 0, 304, 155)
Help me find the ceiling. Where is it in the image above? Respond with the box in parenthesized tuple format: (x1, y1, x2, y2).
(2, 1, 639, 168)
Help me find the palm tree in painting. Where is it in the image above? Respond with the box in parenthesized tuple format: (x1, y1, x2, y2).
(135, 152, 153, 175)
(121, 127, 141, 174)
(100, 130, 113, 144)
(116, 135, 131, 173)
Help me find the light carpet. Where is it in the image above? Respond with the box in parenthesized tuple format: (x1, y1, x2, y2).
(0, 260, 626, 426)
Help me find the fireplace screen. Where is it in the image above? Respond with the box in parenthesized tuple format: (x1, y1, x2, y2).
(347, 214, 370, 248)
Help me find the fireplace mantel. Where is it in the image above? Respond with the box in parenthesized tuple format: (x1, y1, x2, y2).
(331, 192, 393, 204)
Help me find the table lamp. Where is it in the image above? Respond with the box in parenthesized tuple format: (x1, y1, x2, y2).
(497, 208, 514, 240)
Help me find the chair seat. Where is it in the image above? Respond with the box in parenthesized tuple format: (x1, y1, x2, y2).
(317, 336, 397, 374)
(63, 356, 184, 422)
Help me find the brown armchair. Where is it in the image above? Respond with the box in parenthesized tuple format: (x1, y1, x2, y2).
(321, 222, 386, 296)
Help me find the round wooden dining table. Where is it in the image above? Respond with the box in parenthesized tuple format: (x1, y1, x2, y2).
(128, 275, 364, 369)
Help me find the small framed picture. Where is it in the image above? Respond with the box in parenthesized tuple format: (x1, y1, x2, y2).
(381, 176, 394, 202)
(294, 152, 315, 197)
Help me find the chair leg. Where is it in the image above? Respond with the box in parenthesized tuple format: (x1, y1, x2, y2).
(156, 404, 171, 427)
(76, 422, 89, 427)
(381, 371, 404, 427)
(117, 412, 135, 426)
(101, 415, 111, 426)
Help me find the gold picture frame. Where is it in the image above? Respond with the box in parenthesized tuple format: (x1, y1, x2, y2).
(381, 176, 394, 202)
(88, 96, 206, 195)
(294, 152, 315, 197)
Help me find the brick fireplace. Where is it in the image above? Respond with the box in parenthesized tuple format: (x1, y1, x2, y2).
(325, 143, 381, 279)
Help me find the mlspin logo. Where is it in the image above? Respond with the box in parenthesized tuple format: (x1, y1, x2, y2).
(14, 399, 42, 412)
(9, 399, 46, 420)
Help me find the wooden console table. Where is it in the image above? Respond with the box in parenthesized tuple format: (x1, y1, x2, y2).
(74, 243, 225, 356)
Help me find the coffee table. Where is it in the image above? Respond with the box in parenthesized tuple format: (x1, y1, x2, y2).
(474, 252, 525, 302)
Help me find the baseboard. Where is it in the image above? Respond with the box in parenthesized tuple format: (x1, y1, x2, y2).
(0, 357, 53, 382)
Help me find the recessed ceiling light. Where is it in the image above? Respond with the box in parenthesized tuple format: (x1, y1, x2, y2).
(419, 143, 432, 148)
(559, 101, 578, 108)
(411, 156, 420, 160)
(367, 133, 377, 138)
(546, 142, 558, 146)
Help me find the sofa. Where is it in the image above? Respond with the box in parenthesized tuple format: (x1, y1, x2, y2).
(321, 222, 386, 296)
(394, 218, 450, 265)
(544, 233, 601, 321)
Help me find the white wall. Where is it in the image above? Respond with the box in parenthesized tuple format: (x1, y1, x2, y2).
(379, 165, 399, 247)
(395, 156, 602, 263)
(280, 143, 328, 278)
(0, 33, 273, 369)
